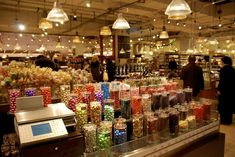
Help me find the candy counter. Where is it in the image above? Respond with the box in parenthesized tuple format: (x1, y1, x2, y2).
(0, 77, 224, 157)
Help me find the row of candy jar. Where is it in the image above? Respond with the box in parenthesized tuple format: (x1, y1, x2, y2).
(8, 89, 21, 113)
(25, 87, 37, 97)
(169, 110, 179, 136)
(73, 84, 84, 103)
(101, 82, 110, 100)
(179, 107, 189, 132)
(60, 85, 70, 106)
(68, 94, 78, 112)
(85, 83, 95, 101)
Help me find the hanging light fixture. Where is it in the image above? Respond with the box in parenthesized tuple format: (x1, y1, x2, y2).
(159, 26, 169, 39)
(73, 32, 81, 43)
(119, 48, 125, 54)
(47, 1, 69, 24)
(165, 0, 192, 20)
(112, 13, 130, 29)
(207, 38, 219, 45)
(14, 43, 21, 50)
(100, 26, 112, 36)
(39, 18, 53, 30)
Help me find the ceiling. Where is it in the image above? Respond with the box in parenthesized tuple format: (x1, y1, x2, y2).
(0, 0, 234, 39)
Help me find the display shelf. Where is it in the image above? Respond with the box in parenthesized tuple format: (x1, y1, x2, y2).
(85, 119, 220, 157)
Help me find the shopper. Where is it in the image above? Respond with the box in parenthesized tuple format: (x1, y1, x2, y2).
(217, 56, 235, 125)
(180, 55, 204, 97)
(106, 58, 115, 82)
(168, 58, 178, 79)
(35, 55, 56, 70)
(82, 59, 90, 72)
(90, 55, 102, 82)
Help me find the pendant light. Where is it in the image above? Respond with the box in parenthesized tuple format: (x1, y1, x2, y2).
(39, 1, 53, 30)
(119, 48, 125, 54)
(159, 26, 169, 39)
(112, 13, 130, 29)
(165, 0, 192, 20)
(73, 32, 81, 43)
(47, 1, 69, 24)
(100, 26, 112, 36)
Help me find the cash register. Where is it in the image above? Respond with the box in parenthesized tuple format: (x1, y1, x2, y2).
(14, 96, 77, 147)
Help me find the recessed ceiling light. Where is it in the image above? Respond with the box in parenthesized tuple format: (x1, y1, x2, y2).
(32, 34, 35, 37)
(41, 34, 45, 37)
(218, 23, 222, 27)
(176, 22, 180, 26)
(55, 23, 59, 27)
(168, 20, 171, 24)
(68, 40, 71, 43)
(19, 34, 23, 37)
(15, 38, 18, 41)
(183, 23, 186, 27)
(153, 19, 156, 22)
(153, 35, 156, 39)
(198, 26, 202, 30)
(86, 1, 91, 7)
(7, 37, 10, 40)
(18, 24, 25, 31)
(44, 32, 48, 35)
(6, 44, 10, 47)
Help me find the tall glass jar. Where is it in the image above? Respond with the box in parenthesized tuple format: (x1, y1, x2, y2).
(8, 89, 21, 113)
(76, 103, 87, 131)
(25, 87, 36, 96)
(176, 89, 185, 104)
(68, 94, 78, 112)
(158, 112, 169, 140)
(40, 86, 51, 107)
(82, 92, 91, 114)
(101, 82, 110, 100)
(143, 112, 154, 135)
(179, 107, 189, 132)
(161, 92, 170, 109)
(202, 100, 211, 122)
(194, 104, 203, 125)
(84, 123, 97, 153)
(132, 114, 143, 139)
(95, 91, 103, 111)
(184, 88, 193, 103)
(152, 93, 162, 111)
(169, 110, 179, 136)
(103, 99, 115, 121)
(97, 125, 112, 157)
(73, 84, 84, 103)
(130, 86, 139, 97)
(90, 101, 102, 126)
(110, 90, 120, 109)
(85, 83, 95, 101)
(140, 85, 148, 95)
(146, 115, 159, 142)
(131, 96, 142, 114)
(142, 94, 151, 113)
(120, 98, 131, 119)
(60, 85, 70, 106)
(114, 117, 127, 145)
(188, 104, 196, 129)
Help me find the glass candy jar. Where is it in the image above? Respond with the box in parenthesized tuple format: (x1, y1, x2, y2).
(114, 117, 127, 145)
(68, 94, 78, 112)
(169, 110, 179, 136)
(158, 112, 169, 140)
(40, 86, 52, 107)
(97, 124, 112, 157)
(90, 101, 102, 126)
(179, 107, 189, 132)
(132, 114, 143, 139)
(76, 103, 88, 131)
(131, 96, 142, 114)
(84, 123, 97, 153)
(142, 94, 151, 113)
(120, 98, 131, 119)
(60, 85, 70, 106)
(25, 87, 36, 96)
(103, 99, 115, 121)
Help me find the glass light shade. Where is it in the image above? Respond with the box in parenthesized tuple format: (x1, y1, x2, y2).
(47, 2, 69, 24)
(100, 26, 112, 35)
(207, 38, 219, 45)
(39, 18, 53, 30)
(119, 48, 125, 54)
(112, 13, 130, 29)
(14, 43, 21, 50)
(73, 36, 81, 43)
(159, 26, 169, 39)
(165, 0, 192, 20)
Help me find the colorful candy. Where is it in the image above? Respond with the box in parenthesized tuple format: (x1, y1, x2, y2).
(40, 86, 51, 106)
(68, 94, 78, 112)
(76, 103, 87, 131)
(130, 86, 139, 97)
(25, 87, 36, 96)
(110, 90, 120, 109)
(142, 94, 151, 113)
(114, 117, 127, 145)
(90, 101, 102, 126)
(85, 83, 95, 101)
(84, 123, 97, 153)
(139, 86, 148, 95)
(131, 96, 142, 114)
(73, 84, 84, 103)
(202, 101, 211, 122)
(104, 99, 115, 121)
(9, 89, 21, 113)
(120, 98, 131, 119)
(101, 82, 110, 99)
(132, 114, 143, 138)
(169, 111, 179, 136)
(60, 85, 70, 106)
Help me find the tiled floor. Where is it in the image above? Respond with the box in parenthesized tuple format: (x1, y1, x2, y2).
(219, 115, 235, 157)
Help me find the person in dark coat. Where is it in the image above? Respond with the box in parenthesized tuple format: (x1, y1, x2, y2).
(217, 56, 235, 125)
(106, 58, 115, 82)
(180, 55, 204, 97)
(35, 55, 56, 70)
(90, 55, 102, 82)
(168, 58, 178, 79)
